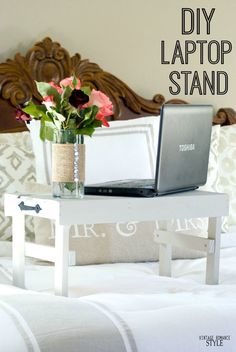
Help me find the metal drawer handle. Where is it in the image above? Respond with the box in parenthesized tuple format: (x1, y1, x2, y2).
(18, 201, 42, 213)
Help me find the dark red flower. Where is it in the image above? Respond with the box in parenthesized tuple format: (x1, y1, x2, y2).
(69, 89, 89, 108)
(16, 109, 32, 121)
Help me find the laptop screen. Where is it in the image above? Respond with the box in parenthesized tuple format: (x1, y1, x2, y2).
(155, 104, 213, 194)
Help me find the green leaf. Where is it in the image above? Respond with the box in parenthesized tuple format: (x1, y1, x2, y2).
(67, 118, 77, 130)
(35, 81, 61, 105)
(61, 99, 77, 117)
(72, 76, 77, 88)
(22, 102, 50, 121)
(61, 85, 72, 101)
(81, 106, 99, 128)
(80, 86, 91, 96)
(64, 182, 76, 193)
(46, 112, 61, 130)
(40, 120, 58, 142)
(39, 126, 47, 141)
(92, 119, 103, 128)
(90, 105, 99, 118)
(82, 105, 99, 122)
(52, 110, 66, 123)
(77, 126, 95, 137)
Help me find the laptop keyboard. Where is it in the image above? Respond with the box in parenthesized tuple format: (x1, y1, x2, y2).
(106, 179, 155, 187)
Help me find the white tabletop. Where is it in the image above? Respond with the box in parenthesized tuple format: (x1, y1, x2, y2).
(5, 190, 229, 226)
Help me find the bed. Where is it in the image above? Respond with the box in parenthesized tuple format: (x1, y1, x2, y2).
(0, 37, 236, 352)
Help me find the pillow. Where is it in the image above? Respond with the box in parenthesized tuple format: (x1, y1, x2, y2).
(27, 117, 220, 189)
(24, 182, 207, 264)
(217, 124, 236, 225)
(0, 132, 36, 241)
(166, 124, 228, 234)
(26, 116, 163, 264)
(27, 116, 160, 184)
(0, 241, 12, 257)
(26, 120, 222, 264)
(26, 120, 52, 184)
(200, 124, 221, 192)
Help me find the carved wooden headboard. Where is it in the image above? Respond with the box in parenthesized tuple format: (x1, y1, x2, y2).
(0, 37, 236, 133)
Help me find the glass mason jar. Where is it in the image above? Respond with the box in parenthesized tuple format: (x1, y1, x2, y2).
(51, 129, 85, 199)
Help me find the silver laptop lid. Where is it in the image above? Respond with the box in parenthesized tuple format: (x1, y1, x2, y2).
(155, 104, 213, 194)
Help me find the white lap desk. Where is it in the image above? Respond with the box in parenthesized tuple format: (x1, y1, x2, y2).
(4, 191, 229, 296)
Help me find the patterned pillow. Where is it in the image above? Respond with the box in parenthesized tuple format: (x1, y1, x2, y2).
(218, 125, 236, 225)
(0, 132, 36, 241)
(167, 124, 228, 234)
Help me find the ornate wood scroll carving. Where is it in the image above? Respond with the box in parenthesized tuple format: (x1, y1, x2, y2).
(0, 54, 36, 106)
(0, 37, 164, 122)
(213, 108, 236, 125)
(0, 37, 235, 132)
(26, 38, 72, 84)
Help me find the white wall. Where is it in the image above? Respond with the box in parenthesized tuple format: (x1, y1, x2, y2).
(0, 0, 235, 112)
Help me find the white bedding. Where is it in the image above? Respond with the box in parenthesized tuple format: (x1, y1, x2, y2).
(0, 235, 236, 351)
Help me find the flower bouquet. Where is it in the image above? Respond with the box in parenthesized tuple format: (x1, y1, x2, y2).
(16, 76, 113, 140)
(16, 76, 113, 198)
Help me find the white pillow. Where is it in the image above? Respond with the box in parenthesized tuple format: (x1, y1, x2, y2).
(218, 124, 236, 225)
(27, 120, 52, 184)
(26, 119, 224, 264)
(27, 116, 160, 185)
(85, 117, 160, 184)
(27, 116, 166, 264)
(200, 124, 221, 192)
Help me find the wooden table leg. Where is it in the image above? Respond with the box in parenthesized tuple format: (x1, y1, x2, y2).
(54, 223, 70, 296)
(206, 217, 221, 285)
(12, 213, 25, 288)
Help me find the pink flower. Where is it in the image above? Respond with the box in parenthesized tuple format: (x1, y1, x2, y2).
(60, 76, 81, 90)
(84, 89, 113, 126)
(96, 114, 110, 127)
(49, 81, 63, 94)
(43, 95, 54, 103)
(42, 95, 55, 109)
(16, 109, 32, 122)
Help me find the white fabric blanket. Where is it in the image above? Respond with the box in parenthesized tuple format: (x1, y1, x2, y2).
(0, 244, 236, 351)
(0, 288, 129, 352)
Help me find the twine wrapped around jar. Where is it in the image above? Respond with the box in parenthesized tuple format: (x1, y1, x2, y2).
(51, 130, 85, 199)
(52, 144, 85, 183)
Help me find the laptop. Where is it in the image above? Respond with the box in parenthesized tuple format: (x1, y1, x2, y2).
(85, 104, 213, 197)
